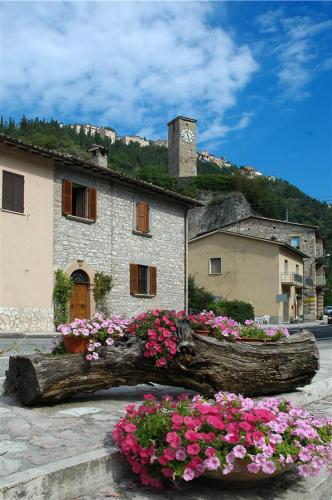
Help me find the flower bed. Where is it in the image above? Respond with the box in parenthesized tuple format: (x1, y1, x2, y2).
(126, 309, 184, 367)
(113, 392, 332, 489)
(56, 313, 130, 360)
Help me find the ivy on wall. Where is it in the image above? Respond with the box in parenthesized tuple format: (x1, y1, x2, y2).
(53, 269, 73, 326)
(93, 271, 113, 316)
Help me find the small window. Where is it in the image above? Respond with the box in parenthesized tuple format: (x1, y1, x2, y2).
(290, 236, 301, 249)
(209, 257, 222, 275)
(2, 170, 24, 213)
(136, 202, 149, 233)
(130, 264, 157, 296)
(62, 179, 97, 221)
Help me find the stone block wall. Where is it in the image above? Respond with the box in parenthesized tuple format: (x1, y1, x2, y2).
(53, 166, 186, 318)
(0, 307, 54, 333)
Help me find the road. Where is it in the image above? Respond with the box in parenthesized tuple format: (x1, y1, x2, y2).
(290, 324, 332, 340)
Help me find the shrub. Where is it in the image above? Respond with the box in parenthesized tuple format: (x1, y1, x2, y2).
(188, 275, 215, 312)
(208, 300, 254, 324)
(53, 269, 73, 326)
(93, 271, 113, 316)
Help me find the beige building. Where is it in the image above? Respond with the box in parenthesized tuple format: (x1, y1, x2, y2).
(120, 135, 149, 147)
(72, 124, 116, 143)
(189, 229, 307, 324)
(0, 141, 55, 331)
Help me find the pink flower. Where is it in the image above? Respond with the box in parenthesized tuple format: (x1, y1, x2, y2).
(205, 447, 216, 458)
(222, 464, 234, 475)
(299, 448, 311, 462)
(298, 464, 312, 477)
(184, 430, 199, 441)
(143, 394, 156, 400)
(187, 443, 201, 455)
(233, 445, 246, 459)
(166, 432, 181, 449)
(85, 354, 93, 361)
(161, 467, 173, 478)
(124, 423, 136, 433)
(203, 456, 220, 471)
(247, 462, 261, 474)
(163, 448, 175, 461)
(183, 468, 195, 481)
(262, 461, 276, 474)
(156, 357, 167, 367)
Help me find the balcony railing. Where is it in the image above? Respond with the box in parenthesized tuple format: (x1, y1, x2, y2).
(281, 273, 303, 285)
(316, 276, 326, 286)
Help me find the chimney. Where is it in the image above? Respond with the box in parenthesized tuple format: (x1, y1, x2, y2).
(88, 144, 108, 168)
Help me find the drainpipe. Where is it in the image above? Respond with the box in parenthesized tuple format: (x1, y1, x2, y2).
(184, 208, 188, 313)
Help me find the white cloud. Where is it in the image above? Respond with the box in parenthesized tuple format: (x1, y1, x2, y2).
(257, 9, 332, 100)
(0, 2, 257, 142)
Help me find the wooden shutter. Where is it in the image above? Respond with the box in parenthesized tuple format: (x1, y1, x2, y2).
(136, 202, 149, 233)
(62, 180, 72, 216)
(2, 171, 24, 213)
(88, 187, 97, 221)
(149, 266, 157, 296)
(130, 264, 139, 295)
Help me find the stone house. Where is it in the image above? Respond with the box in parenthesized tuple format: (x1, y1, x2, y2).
(0, 134, 201, 333)
(219, 216, 327, 320)
(189, 229, 307, 324)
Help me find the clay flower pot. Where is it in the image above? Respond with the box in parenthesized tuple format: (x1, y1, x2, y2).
(195, 329, 210, 337)
(63, 336, 90, 354)
(204, 460, 294, 488)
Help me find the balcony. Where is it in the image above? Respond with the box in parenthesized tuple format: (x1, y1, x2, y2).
(281, 273, 303, 285)
(316, 275, 326, 287)
(304, 276, 314, 287)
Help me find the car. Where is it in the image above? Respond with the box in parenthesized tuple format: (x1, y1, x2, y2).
(324, 305, 332, 324)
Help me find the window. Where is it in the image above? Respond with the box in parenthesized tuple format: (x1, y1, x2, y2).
(135, 202, 149, 233)
(290, 236, 301, 249)
(2, 170, 24, 213)
(130, 264, 157, 296)
(62, 179, 97, 221)
(209, 257, 222, 275)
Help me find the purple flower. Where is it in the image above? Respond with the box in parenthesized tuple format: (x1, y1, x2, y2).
(222, 464, 234, 475)
(183, 468, 195, 481)
(175, 448, 187, 461)
(106, 337, 114, 346)
(299, 448, 311, 462)
(297, 464, 312, 477)
(203, 457, 220, 471)
(262, 461, 276, 474)
(247, 463, 261, 474)
(233, 445, 246, 459)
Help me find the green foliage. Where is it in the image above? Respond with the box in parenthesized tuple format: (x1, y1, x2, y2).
(53, 269, 73, 326)
(93, 271, 113, 316)
(208, 300, 255, 324)
(188, 275, 215, 312)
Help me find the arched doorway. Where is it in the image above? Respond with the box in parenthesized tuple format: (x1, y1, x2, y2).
(70, 270, 90, 321)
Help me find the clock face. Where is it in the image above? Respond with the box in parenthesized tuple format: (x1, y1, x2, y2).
(180, 128, 195, 144)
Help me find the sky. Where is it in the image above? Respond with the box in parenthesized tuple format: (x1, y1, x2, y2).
(0, 1, 331, 201)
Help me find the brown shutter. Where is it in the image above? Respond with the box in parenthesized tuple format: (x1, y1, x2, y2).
(130, 264, 139, 295)
(62, 180, 72, 216)
(88, 187, 97, 221)
(136, 202, 149, 233)
(2, 171, 24, 213)
(16, 175, 24, 213)
(149, 266, 157, 296)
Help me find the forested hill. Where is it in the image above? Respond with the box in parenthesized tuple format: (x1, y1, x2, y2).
(1, 116, 331, 299)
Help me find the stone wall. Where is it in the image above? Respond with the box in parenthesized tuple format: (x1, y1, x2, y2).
(0, 307, 54, 333)
(53, 166, 186, 317)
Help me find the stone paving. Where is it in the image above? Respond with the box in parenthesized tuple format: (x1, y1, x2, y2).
(0, 340, 331, 498)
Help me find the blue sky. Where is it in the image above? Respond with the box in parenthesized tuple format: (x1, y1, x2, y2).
(0, 1, 331, 201)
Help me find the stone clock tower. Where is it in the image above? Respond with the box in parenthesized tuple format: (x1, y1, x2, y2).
(167, 116, 197, 177)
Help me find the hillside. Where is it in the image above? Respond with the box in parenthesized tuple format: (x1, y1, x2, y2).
(1, 116, 331, 302)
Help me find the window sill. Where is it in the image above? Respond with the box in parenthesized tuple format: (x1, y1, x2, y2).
(208, 273, 222, 276)
(132, 230, 153, 238)
(66, 215, 95, 224)
(132, 293, 155, 298)
(1, 208, 25, 216)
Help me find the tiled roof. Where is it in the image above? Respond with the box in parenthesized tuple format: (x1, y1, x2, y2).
(0, 133, 203, 208)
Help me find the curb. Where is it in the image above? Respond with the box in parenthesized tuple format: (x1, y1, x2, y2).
(0, 448, 130, 500)
(271, 377, 332, 407)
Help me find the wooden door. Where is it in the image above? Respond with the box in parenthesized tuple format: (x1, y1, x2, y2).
(70, 283, 90, 321)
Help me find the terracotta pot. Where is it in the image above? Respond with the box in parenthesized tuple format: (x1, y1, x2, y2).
(236, 337, 274, 343)
(195, 329, 210, 337)
(204, 460, 294, 488)
(63, 336, 90, 354)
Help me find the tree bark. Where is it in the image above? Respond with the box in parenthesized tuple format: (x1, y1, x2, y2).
(4, 329, 319, 406)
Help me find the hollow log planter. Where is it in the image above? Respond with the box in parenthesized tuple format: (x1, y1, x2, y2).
(4, 328, 319, 406)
